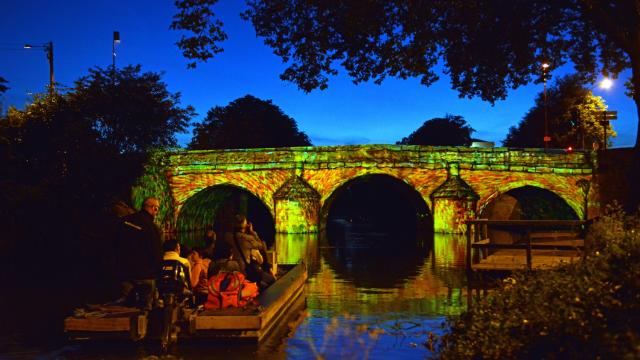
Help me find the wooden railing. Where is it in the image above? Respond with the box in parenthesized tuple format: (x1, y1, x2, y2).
(466, 219, 588, 271)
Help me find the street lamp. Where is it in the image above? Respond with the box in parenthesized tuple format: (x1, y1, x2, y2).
(599, 77, 613, 90)
(24, 41, 54, 95)
(596, 77, 616, 150)
(542, 62, 550, 149)
(113, 31, 120, 69)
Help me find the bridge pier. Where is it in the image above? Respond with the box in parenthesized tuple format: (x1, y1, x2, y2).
(273, 175, 321, 233)
(431, 163, 479, 234)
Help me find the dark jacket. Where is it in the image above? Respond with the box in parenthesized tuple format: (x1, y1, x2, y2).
(115, 210, 163, 280)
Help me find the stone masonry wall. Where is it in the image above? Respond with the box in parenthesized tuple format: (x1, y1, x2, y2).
(151, 145, 596, 233)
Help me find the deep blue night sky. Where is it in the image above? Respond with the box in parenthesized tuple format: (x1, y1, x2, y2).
(1, 0, 637, 148)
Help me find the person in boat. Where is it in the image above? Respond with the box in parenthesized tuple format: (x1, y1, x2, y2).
(208, 240, 242, 278)
(114, 197, 163, 310)
(202, 229, 217, 259)
(187, 247, 210, 305)
(223, 214, 275, 289)
(204, 244, 259, 310)
(162, 239, 191, 273)
(157, 240, 192, 304)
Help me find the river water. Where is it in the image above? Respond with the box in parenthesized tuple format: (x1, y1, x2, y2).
(0, 231, 469, 359)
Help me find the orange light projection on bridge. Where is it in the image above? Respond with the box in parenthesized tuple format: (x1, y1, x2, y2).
(132, 145, 597, 241)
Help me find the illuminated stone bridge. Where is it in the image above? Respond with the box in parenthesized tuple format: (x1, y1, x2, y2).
(133, 145, 598, 236)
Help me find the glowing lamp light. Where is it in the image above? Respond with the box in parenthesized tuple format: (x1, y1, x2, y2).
(599, 77, 613, 89)
(541, 63, 550, 69)
(566, 146, 573, 153)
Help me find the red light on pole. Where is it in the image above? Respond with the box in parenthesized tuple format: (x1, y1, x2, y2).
(542, 62, 550, 149)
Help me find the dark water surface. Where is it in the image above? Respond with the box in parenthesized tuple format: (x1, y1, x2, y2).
(0, 232, 469, 359)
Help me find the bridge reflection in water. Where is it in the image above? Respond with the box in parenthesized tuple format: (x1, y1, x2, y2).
(277, 231, 468, 359)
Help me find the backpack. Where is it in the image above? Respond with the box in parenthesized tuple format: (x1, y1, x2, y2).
(157, 260, 190, 298)
(205, 271, 259, 309)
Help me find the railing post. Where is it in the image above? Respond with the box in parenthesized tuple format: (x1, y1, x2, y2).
(525, 229, 532, 270)
(466, 221, 472, 271)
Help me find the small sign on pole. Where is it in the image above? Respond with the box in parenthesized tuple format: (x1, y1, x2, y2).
(600, 110, 617, 150)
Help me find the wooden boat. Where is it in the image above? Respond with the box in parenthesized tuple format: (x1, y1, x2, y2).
(63, 262, 307, 343)
(182, 262, 307, 341)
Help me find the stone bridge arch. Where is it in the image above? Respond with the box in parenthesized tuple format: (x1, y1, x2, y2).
(176, 183, 276, 246)
(317, 172, 433, 233)
(475, 177, 589, 220)
(313, 171, 436, 229)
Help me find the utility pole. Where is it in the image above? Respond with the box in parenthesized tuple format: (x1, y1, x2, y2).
(46, 41, 54, 94)
(542, 62, 550, 149)
(24, 42, 54, 94)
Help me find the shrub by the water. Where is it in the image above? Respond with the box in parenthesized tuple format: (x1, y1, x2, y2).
(436, 206, 640, 359)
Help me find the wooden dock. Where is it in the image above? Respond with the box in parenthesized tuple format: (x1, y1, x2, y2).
(466, 219, 587, 271)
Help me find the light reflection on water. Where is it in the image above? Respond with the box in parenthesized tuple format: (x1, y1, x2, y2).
(279, 231, 468, 359)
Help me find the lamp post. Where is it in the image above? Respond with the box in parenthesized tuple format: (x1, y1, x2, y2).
(24, 41, 54, 95)
(113, 31, 120, 69)
(542, 62, 550, 149)
(597, 77, 615, 150)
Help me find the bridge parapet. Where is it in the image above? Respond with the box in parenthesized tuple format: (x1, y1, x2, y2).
(166, 145, 595, 174)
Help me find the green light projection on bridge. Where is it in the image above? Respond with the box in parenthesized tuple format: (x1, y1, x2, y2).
(174, 186, 234, 247)
(131, 151, 175, 232)
(132, 145, 596, 241)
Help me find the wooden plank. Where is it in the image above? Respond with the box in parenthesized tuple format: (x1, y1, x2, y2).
(532, 239, 584, 246)
(466, 222, 472, 271)
(530, 231, 580, 240)
(135, 315, 147, 340)
(258, 286, 306, 341)
(472, 251, 581, 271)
(260, 266, 307, 336)
(195, 314, 261, 330)
(267, 250, 278, 275)
(64, 317, 131, 332)
(472, 243, 583, 251)
(467, 219, 586, 227)
(255, 264, 305, 307)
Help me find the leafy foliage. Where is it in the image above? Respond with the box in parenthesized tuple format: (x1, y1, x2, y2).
(0, 66, 195, 291)
(503, 75, 616, 149)
(189, 94, 311, 149)
(171, 0, 227, 68)
(71, 65, 194, 154)
(437, 205, 640, 359)
(0, 76, 8, 94)
(240, 2, 630, 100)
(171, 1, 640, 147)
(1, 65, 193, 210)
(397, 115, 474, 146)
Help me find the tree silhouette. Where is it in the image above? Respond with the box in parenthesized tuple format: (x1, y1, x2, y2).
(504, 75, 615, 149)
(0, 66, 196, 289)
(397, 114, 475, 146)
(71, 65, 194, 154)
(189, 95, 311, 149)
(2, 65, 194, 207)
(0, 76, 7, 94)
(172, 1, 640, 148)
